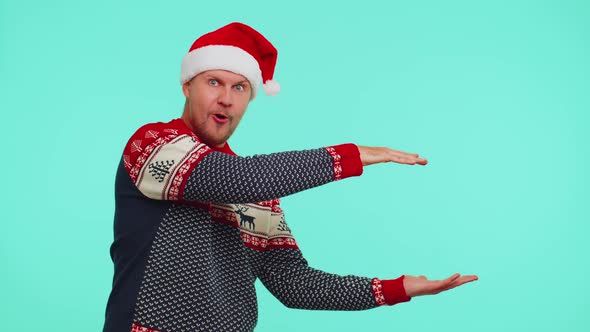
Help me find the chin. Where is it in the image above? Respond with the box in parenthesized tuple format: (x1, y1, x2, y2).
(202, 136, 226, 148)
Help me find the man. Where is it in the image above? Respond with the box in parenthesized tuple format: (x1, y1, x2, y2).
(103, 22, 477, 332)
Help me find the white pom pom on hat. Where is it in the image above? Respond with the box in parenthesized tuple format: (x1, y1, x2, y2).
(180, 22, 280, 99)
(262, 79, 281, 96)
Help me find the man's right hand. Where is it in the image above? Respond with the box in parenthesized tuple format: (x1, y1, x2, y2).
(357, 146, 428, 167)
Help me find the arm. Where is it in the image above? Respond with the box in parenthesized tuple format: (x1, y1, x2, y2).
(123, 120, 362, 204)
(258, 207, 478, 309)
(257, 207, 410, 310)
(259, 248, 411, 310)
(182, 145, 360, 204)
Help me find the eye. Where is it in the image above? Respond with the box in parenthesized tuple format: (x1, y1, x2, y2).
(209, 79, 219, 86)
(234, 84, 245, 91)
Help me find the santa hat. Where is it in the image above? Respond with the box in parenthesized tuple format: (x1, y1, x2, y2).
(180, 22, 280, 99)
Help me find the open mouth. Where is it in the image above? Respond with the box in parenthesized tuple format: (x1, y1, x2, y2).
(213, 113, 229, 122)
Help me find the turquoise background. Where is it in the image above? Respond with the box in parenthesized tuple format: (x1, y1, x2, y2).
(1, 0, 588, 331)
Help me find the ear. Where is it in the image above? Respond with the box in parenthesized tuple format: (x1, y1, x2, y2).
(182, 81, 191, 98)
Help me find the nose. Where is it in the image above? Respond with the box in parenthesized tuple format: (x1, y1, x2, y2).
(217, 86, 233, 107)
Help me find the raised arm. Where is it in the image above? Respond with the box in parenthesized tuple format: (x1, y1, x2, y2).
(122, 119, 362, 204)
(123, 119, 429, 205)
(182, 145, 359, 204)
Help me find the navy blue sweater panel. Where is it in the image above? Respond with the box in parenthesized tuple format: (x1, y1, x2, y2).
(103, 159, 171, 332)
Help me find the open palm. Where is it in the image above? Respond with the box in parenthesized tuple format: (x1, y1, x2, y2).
(404, 273, 478, 297)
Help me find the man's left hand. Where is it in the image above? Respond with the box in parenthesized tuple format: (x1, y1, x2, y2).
(403, 273, 478, 297)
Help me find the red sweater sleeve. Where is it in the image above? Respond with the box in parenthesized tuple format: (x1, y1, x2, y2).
(372, 276, 412, 306)
(324, 143, 364, 180)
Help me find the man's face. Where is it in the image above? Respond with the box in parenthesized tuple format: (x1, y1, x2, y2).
(181, 70, 252, 148)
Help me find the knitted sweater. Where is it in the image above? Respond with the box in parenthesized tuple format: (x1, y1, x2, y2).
(103, 118, 410, 332)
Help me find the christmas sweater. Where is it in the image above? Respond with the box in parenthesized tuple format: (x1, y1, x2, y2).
(103, 118, 410, 332)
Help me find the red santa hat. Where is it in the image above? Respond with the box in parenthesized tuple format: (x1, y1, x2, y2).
(180, 22, 280, 99)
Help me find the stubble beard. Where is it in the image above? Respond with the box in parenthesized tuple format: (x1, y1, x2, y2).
(185, 101, 236, 148)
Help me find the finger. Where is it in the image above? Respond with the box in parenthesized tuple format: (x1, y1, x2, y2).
(388, 151, 427, 165)
(383, 148, 427, 166)
(442, 275, 478, 291)
(424, 274, 457, 293)
(446, 273, 461, 282)
(391, 156, 423, 165)
(394, 150, 422, 160)
(397, 151, 427, 165)
(416, 158, 428, 165)
(457, 275, 478, 285)
(388, 155, 416, 164)
(389, 149, 416, 159)
(438, 274, 461, 288)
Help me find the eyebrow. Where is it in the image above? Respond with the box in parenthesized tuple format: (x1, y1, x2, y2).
(205, 75, 250, 86)
(233, 80, 250, 88)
